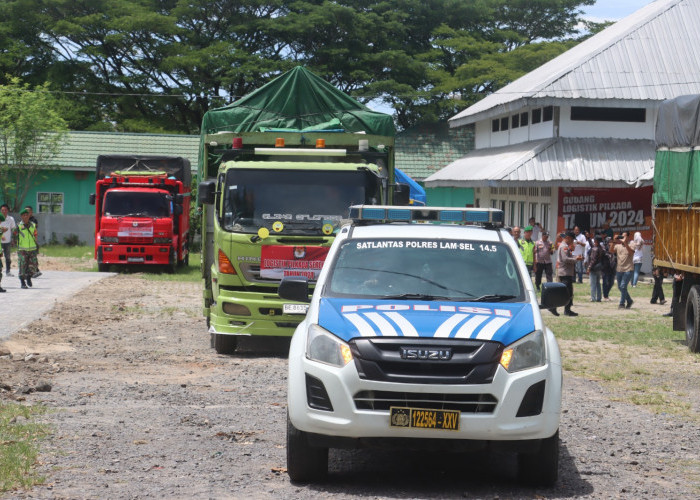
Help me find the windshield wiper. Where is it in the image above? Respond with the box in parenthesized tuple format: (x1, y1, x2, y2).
(470, 294, 517, 302)
(381, 293, 455, 301)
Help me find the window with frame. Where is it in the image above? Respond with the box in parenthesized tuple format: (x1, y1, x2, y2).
(492, 119, 500, 132)
(37, 192, 64, 214)
(500, 117, 509, 131)
(543, 106, 554, 122)
(532, 108, 542, 124)
(512, 114, 520, 128)
(520, 112, 529, 126)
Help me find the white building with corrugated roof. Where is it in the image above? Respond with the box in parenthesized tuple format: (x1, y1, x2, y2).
(425, 0, 700, 257)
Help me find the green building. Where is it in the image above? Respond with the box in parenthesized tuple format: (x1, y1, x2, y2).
(4, 131, 200, 215)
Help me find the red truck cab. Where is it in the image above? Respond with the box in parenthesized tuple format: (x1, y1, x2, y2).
(90, 155, 191, 272)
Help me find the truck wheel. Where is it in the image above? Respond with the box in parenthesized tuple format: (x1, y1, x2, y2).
(287, 414, 328, 483)
(213, 333, 237, 354)
(685, 286, 700, 352)
(517, 430, 559, 487)
(98, 263, 108, 272)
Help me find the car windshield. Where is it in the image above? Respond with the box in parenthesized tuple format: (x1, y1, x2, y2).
(104, 191, 170, 217)
(222, 169, 379, 235)
(326, 238, 523, 301)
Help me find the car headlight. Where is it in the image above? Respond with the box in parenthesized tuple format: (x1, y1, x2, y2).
(500, 330, 546, 373)
(306, 324, 353, 367)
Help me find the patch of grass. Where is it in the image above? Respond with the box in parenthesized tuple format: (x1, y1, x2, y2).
(39, 244, 93, 259)
(0, 403, 48, 492)
(143, 253, 202, 283)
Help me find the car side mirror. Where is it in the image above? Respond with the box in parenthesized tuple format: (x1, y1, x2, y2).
(278, 276, 311, 303)
(174, 193, 184, 204)
(392, 183, 411, 206)
(89, 193, 96, 205)
(198, 181, 216, 205)
(173, 204, 183, 216)
(540, 282, 570, 310)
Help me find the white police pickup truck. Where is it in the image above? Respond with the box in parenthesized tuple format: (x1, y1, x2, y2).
(279, 206, 569, 486)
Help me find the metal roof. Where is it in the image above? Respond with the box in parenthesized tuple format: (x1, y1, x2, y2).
(395, 123, 473, 181)
(423, 137, 655, 188)
(450, 0, 700, 127)
(52, 131, 200, 171)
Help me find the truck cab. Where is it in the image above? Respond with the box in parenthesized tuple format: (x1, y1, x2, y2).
(90, 156, 191, 272)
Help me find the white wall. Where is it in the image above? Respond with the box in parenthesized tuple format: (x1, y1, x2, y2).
(472, 104, 658, 149)
(558, 105, 656, 139)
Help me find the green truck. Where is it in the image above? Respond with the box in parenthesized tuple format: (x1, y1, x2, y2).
(197, 67, 404, 353)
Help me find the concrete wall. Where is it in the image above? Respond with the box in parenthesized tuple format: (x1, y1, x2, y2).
(34, 213, 94, 246)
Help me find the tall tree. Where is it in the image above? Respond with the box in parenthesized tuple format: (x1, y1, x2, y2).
(0, 78, 68, 211)
(25, 0, 594, 131)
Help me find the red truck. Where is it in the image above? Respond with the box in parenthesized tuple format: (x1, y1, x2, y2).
(89, 155, 191, 272)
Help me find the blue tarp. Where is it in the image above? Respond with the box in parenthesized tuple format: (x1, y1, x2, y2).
(395, 168, 426, 206)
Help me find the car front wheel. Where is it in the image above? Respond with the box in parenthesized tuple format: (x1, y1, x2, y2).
(517, 429, 559, 487)
(287, 414, 328, 483)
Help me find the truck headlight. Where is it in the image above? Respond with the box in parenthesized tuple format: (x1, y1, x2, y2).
(306, 324, 353, 367)
(500, 330, 545, 373)
(154, 237, 172, 244)
(102, 236, 118, 243)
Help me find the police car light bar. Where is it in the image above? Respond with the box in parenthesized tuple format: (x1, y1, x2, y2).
(349, 205, 504, 226)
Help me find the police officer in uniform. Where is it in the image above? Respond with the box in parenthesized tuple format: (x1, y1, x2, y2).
(15, 208, 38, 289)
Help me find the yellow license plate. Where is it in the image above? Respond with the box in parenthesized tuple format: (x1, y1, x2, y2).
(390, 407, 460, 431)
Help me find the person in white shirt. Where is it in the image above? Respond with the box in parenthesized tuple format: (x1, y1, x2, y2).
(528, 217, 542, 242)
(572, 226, 587, 283)
(0, 204, 16, 277)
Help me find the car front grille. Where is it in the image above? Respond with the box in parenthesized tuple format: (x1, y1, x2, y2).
(353, 390, 498, 413)
(349, 338, 503, 385)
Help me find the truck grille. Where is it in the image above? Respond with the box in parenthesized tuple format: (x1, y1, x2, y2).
(239, 263, 276, 283)
(349, 338, 502, 385)
(119, 237, 152, 244)
(353, 390, 498, 413)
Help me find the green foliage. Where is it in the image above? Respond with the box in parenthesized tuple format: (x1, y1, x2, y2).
(1, 0, 595, 131)
(0, 78, 68, 211)
(0, 402, 48, 491)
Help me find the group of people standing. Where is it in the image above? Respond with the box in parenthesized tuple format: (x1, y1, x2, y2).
(512, 219, 649, 316)
(0, 204, 42, 292)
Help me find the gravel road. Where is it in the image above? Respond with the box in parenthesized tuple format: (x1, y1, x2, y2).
(1, 273, 699, 499)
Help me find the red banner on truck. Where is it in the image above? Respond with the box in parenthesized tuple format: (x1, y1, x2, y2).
(260, 245, 330, 280)
(557, 187, 653, 241)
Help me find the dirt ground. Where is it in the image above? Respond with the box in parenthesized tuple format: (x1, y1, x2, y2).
(1, 260, 700, 499)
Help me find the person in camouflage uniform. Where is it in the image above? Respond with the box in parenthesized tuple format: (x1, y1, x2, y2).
(0, 211, 6, 292)
(15, 208, 38, 289)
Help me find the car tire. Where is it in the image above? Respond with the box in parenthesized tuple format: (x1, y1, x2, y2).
(287, 414, 328, 483)
(517, 429, 559, 487)
(212, 333, 237, 354)
(685, 285, 700, 352)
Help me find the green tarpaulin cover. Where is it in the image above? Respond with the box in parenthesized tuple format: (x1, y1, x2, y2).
(654, 95, 700, 205)
(200, 66, 395, 137)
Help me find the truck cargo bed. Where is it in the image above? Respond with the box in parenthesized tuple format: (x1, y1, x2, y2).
(653, 205, 700, 273)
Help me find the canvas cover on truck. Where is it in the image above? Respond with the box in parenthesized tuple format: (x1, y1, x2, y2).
(96, 155, 192, 187)
(653, 95, 700, 205)
(200, 66, 395, 137)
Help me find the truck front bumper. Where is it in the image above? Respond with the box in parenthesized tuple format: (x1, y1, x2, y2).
(209, 289, 306, 337)
(100, 244, 172, 265)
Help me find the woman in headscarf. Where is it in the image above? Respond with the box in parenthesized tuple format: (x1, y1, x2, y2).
(631, 232, 644, 287)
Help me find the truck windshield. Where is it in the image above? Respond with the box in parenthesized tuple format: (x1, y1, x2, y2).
(103, 191, 170, 217)
(222, 169, 380, 235)
(327, 238, 524, 301)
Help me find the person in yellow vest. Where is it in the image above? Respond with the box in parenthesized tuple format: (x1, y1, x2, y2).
(518, 225, 536, 275)
(15, 208, 38, 289)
